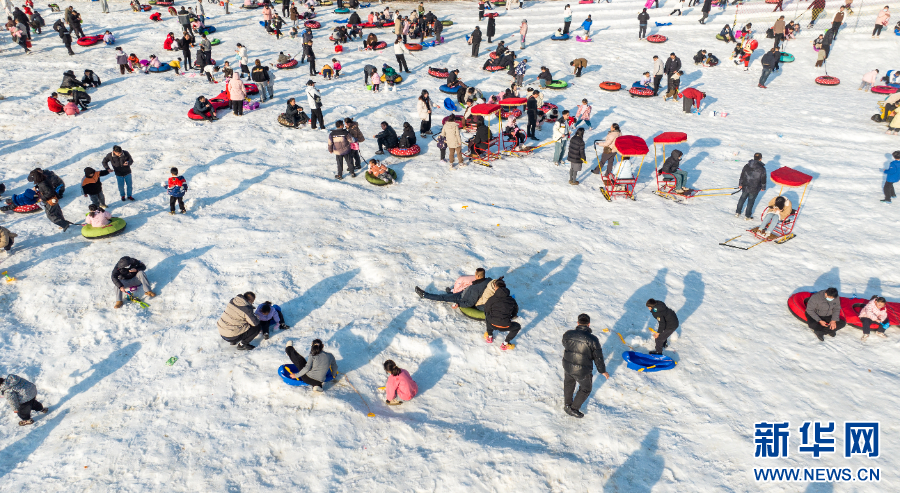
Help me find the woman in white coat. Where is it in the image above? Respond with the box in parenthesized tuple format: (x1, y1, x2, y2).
(417, 89, 432, 137)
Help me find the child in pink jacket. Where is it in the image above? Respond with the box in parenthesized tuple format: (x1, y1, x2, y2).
(383, 360, 418, 405)
(859, 69, 879, 92)
(370, 71, 381, 92)
(64, 101, 80, 116)
(575, 99, 593, 129)
(85, 204, 112, 227)
(859, 296, 889, 340)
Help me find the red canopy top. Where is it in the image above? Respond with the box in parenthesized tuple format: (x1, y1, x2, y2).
(615, 135, 649, 156)
(470, 103, 501, 116)
(770, 167, 813, 187)
(653, 132, 688, 145)
(498, 97, 527, 106)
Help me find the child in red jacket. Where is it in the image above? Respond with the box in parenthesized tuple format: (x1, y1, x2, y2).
(48, 93, 64, 114)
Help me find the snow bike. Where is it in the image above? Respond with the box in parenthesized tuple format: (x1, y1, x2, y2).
(720, 167, 813, 250)
(651, 132, 739, 202)
(594, 135, 649, 201)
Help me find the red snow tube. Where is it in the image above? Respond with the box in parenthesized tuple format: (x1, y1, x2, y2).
(150, 12, 161, 21)
(484, 65, 505, 72)
(646, 34, 667, 43)
(13, 204, 41, 213)
(540, 103, 557, 112)
(815, 75, 840, 86)
(765, 0, 779, 3)
(787, 292, 861, 326)
(485, 12, 499, 18)
(305, 21, 321, 29)
(367, 41, 387, 50)
(629, 87, 655, 97)
(139, 4, 151, 10)
(77, 35, 104, 46)
(244, 83, 260, 94)
(405, 43, 423, 51)
(599, 81, 622, 91)
(157, 0, 174, 5)
(335, 45, 343, 53)
(871, 85, 899, 94)
(787, 292, 813, 322)
(429, 67, 449, 78)
(500, 108, 522, 119)
(389, 145, 420, 157)
(359, 21, 394, 28)
(187, 108, 213, 120)
(276, 59, 298, 69)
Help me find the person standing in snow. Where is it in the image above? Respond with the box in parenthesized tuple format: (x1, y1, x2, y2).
(562, 313, 608, 419)
(873, 6, 890, 37)
(580, 15, 592, 39)
(382, 360, 418, 405)
(164, 167, 188, 215)
(284, 339, 337, 391)
(699, 0, 712, 24)
(218, 292, 263, 351)
(0, 374, 48, 426)
(483, 277, 520, 351)
(664, 52, 681, 95)
(638, 8, 649, 39)
(859, 69, 879, 92)
(306, 80, 324, 130)
(440, 115, 465, 167)
(486, 13, 495, 43)
(759, 48, 778, 89)
(830, 6, 846, 40)
(651, 55, 664, 96)
(28, 169, 72, 231)
(417, 90, 432, 138)
(882, 151, 899, 202)
(101, 145, 136, 201)
(470, 25, 482, 57)
(647, 298, 679, 354)
(567, 127, 586, 185)
(805, 288, 845, 341)
(563, 4, 572, 34)
(734, 152, 767, 219)
(328, 120, 355, 180)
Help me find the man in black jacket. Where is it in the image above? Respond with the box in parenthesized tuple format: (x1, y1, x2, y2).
(251, 60, 272, 102)
(647, 299, 679, 354)
(483, 278, 519, 350)
(472, 118, 491, 155)
(470, 26, 482, 57)
(374, 122, 399, 155)
(758, 48, 778, 89)
(28, 169, 73, 232)
(55, 20, 75, 56)
(112, 256, 156, 308)
(526, 92, 539, 140)
(562, 314, 608, 418)
(664, 53, 681, 94)
(734, 153, 767, 219)
(415, 269, 492, 308)
(102, 146, 136, 201)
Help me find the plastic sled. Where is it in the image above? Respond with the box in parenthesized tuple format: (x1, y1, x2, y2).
(279, 365, 334, 386)
(622, 351, 677, 372)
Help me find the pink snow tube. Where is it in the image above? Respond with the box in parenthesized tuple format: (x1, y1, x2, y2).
(647, 34, 667, 43)
(871, 85, 898, 94)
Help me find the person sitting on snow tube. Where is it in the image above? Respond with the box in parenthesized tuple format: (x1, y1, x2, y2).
(637, 71, 652, 88)
(85, 203, 112, 228)
(494, 41, 507, 58)
(446, 69, 462, 88)
(414, 268, 493, 308)
(497, 51, 515, 70)
(750, 196, 792, 240)
(374, 121, 399, 155)
(284, 339, 337, 390)
(399, 122, 417, 149)
(805, 288, 846, 341)
(48, 92, 64, 114)
(82, 69, 101, 88)
(538, 66, 553, 88)
(284, 98, 309, 127)
(1, 188, 39, 211)
(277, 52, 292, 65)
(368, 159, 394, 184)
(61, 70, 91, 110)
(145, 55, 162, 73)
(719, 24, 735, 42)
(859, 296, 890, 340)
(364, 33, 379, 49)
(193, 96, 217, 122)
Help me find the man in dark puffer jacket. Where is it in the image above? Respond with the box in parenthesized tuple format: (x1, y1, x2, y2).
(562, 313, 608, 418)
(647, 298, 679, 354)
(483, 278, 519, 350)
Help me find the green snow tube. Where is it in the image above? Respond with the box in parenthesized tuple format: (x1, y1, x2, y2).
(82, 217, 127, 239)
(459, 307, 485, 320)
(210, 38, 221, 46)
(780, 53, 794, 63)
(546, 80, 568, 89)
(715, 34, 725, 41)
(441, 20, 453, 26)
(365, 168, 397, 186)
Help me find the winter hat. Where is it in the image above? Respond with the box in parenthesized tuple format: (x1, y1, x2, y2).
(27, 169, 44, 183)
(306, 80, 315, 85)
(84, 167, 95, 177)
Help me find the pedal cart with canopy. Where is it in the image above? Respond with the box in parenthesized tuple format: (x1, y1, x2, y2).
(594, 135, 648, 201)
(652, 132, 738, 202)
(720, 166, 812, 250)
(466, 103, 503, 167)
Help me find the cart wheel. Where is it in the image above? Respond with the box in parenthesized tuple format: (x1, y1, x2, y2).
(775, 233, 795, 244)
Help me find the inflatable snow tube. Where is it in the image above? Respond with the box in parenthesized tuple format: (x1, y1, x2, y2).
(150, 12, 162, 21)
(576, 35, 592, 42)
(279, 364, 334, 386)
(244, 83, 260, 95)
(550, 34, 571, 41)
(646, 34, 667, 43)
(443, 97, 458, 111)
(365, 168, 397, 186)
(187, 108, 215, 120)
(421, 37, 444, 47)
(276, 59, 298, 69)
(483, 65, 505, 72)
(500, 108, 522, 119)
(138, 4, 151, 10)
(780, 53, 794, 63)
(359, 21, 394, 28)
(389, 145, 420, 157)
(494, 0, 506, 4)
(439, 84, 459, 94)
(156, 0, 173, 4)
(305, 21, 321, 29)
(871, 85, 899, 94)
(334, 7, 350, 13)
(13, 204, 41, 214)
(405, 43, 423, 51)
(381, 74, 403, 83)
(815, 75, 840, 86)
(76, 35, 104, 46)
(579, 0, 593, 3)
(599, 81, 622, 91)
(241, 3, 260, 8)
(201, 26, 216, 35)
(441, 20, 453, 26)
(622, 351, 677, 372)
(277, 113, 300, 127)
(629, 86, 655, 97)
(459, 307, 485, 320)
(546, 80, 568, 89)
(366, 41, 387, 51)
(429, 67, 449, 78)
(764, 0, 779, 3)
(334, 18, 349, 24)
(787, 292, 813, 322)
(82, 217, 127, 239)
(148, 63, 172, 73)
(485, 12, 499, 18)
(716, 34, 726, 41)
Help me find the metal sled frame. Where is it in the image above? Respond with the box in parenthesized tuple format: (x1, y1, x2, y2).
(594, 135, 649, 201)
(466, 103, 503, 166)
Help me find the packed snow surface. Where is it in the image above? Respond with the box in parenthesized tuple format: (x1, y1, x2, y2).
(0, 0, 898, 491)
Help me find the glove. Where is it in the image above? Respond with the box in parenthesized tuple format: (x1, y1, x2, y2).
(882, 322, 890, 330)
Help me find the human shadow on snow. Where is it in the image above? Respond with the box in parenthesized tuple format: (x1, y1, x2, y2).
(603, 427, 665, 492)
(281, 268, 360, 328)
(328, 306, 414, 376)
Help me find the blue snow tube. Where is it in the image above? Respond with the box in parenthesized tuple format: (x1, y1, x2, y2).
(550, 33, 570, 40)
(443, 97, 458, 111)
(631, 81, 648, 88)
(655, 22, 672, 26)
(334, 7, 350, 13)
(201, 26, 216, 35)
(279, 364, 335, 386)
(148, 63, 172, 72)
(334, 18, 349, 23)
(439, 84, 458, 94)
(622, 351, 677, 372)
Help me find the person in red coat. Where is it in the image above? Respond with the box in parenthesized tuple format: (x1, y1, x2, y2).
(47, 93, 64, 114)
(678, 87, 706, 114)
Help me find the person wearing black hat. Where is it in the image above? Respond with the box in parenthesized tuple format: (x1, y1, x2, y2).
(305, 80, 324, 130)
(663, 52, 681, 93)
(646, 298, 679, 354)
(28, 169, 73, 231)
(470, 26, 482, 57)
(483, 277, 520, 351)
(562, 313, 609, 418)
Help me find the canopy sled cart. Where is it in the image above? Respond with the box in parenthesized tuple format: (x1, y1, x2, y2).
(720, 167, 813, 250)
(594, 135, 648, 201)
(465, 103, 503, 167)
(652, 132, 738, 202)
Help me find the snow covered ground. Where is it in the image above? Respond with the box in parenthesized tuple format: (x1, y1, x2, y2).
(0, 0, 898, 491)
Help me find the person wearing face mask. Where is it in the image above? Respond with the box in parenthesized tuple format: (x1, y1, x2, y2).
(804, 287, 845, 341)
(646, 299, 679, 355)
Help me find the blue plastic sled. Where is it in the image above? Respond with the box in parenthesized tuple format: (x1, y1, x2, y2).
(443, 97, 458, 111)
(655, 22, 672, 27)
(279, 364, 334, 386)
(439, 84, 459, 94)
(334, 18, 349, 24)
(259, 20, 266, 27)
(622, 351, 677, 373)
(550, 33, 571, 40)
(148, 64, 172, 72)
(632, 81, 651, 88)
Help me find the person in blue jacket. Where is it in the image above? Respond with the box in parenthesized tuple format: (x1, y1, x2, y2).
(883, 150, 900, 203)
(2, 188, 38, 211)
(581, 15, 592, 38)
